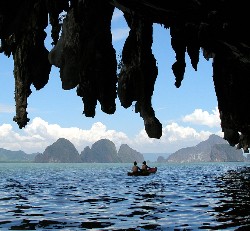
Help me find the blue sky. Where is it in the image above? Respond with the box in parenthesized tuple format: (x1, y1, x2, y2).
(0, 9, 221, 154)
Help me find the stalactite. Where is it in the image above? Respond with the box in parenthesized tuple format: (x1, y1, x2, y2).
(49, 0, 117, 116)
(170, 25, 186, 88)
(0, 0, 250, 150)
(185, 23, 200, 71)
(48, 8, 82, 90)
(46, 0, 69, 45)
(118, 13, 161, 138)
(10, 0, 51, 128)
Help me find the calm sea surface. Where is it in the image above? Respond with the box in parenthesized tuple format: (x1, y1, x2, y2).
(0, 162, 250, 230)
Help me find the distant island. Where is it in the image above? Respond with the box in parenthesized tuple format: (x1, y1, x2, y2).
(0, 135, 248, 163)
(35, 138, 144, 163)
(157, 134, 246, 163)
(0, 148, 38, 163)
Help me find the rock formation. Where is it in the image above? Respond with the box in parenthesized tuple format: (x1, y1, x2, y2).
(0, 148, 37, 162)
(1, 1, 250, 151)
(118, 144, 144, 163)
(80, 139, 119, 163)
(166, 134, 245, 163)
(80, 139, 144, 163)
(156, 156, 166, 163)
(0, 138, 143, 163)
(34, 138, 81, 163)
(79, 146, 93, 163)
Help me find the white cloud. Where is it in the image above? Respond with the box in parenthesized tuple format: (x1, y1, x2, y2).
(0, 117, 129, 154)
(0, 123, 30, 150)
(182, 107, 220, 127)
(0, 108, 223, 154)
(130, 122, 215, 153)
(112, 28, 129, 42)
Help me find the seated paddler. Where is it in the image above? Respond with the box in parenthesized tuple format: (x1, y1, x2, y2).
(132, 161, 141, 173)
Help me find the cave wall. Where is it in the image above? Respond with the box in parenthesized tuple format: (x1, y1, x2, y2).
(1, 0, 250, 152)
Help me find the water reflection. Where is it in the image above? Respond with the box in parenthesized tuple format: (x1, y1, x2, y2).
(206, 166, 250, 230)
(1, 163, 250, 230)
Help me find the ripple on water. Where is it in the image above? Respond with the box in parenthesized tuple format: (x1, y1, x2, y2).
(0, 162, 249, 230)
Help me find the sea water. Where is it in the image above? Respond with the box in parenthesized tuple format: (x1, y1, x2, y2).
(0, 162, 249, 230)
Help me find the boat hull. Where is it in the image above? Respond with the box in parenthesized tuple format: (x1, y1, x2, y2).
(127, 167, 157, 176)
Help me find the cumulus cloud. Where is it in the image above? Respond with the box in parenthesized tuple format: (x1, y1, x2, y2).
(182, 107, 220, 127)
(0, 107, 223, 154)
(131, 122, 214, 153)
(0, 117, 129, 154)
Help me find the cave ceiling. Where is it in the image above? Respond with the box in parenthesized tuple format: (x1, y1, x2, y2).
(0, 0, 250, 152)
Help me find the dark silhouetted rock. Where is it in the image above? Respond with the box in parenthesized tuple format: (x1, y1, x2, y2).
(1, 1, 250, 151)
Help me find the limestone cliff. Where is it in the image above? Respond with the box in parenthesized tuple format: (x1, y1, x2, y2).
(166, 134, 245, 163)
(118, 144, 144, 163)
(80, 139, 119, 163)
(34, 138, 81, 163)
(80, 139, 144, 163)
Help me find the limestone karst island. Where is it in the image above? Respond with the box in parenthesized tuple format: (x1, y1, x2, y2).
(0, 135, 248, 163)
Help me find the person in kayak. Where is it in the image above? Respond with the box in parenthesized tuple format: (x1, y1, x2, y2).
(132, 161, 141, 173)
(141, 161, 150, 172)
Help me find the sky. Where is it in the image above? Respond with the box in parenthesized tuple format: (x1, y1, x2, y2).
(0, 8, 222, 155)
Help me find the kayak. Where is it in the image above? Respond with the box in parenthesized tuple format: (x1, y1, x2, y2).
(127, 167, 157, 176)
